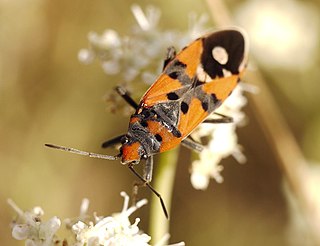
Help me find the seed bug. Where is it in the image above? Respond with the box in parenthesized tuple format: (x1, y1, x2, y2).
(46, 29, 248, 218)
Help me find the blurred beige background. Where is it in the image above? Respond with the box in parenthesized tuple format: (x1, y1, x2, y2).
(1, 0, 320, 245)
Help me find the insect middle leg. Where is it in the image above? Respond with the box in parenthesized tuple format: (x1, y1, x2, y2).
(203, 112, 233, 124)
(182, 113, 233, 152)
(182, 137, 204, 152)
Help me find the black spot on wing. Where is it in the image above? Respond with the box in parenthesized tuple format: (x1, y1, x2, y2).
(211, 93, 222, 109)
(211, 93, 219, 103)
(167, 92, 179, 100)
(155, 134, 163, 142)
(201, 30, 245, 78)
(181, 101, 189, 114)
(202, 102, 208, 111)
(175, 60, 187, 68)
(165, 59, 191, 85)
(168, 71, 179, 79)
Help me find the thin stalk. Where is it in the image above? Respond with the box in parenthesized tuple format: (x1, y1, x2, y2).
(149, 147, 180, 245)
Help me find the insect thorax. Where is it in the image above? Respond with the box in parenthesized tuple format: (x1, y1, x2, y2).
(126, 101, 181, 157)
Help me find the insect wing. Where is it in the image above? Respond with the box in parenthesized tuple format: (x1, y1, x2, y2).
(141, 38, 203, 107)
(140, 29, 247, 139)
(177, 30, 247, 137)
(177, 75, 240, 138)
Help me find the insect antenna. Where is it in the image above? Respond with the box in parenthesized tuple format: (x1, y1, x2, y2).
(128, 164, 169, 219)
(45, 143, 120, 160)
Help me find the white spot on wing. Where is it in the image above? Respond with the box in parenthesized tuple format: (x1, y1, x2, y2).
(222, 69, 232, 77)
(212, 46, 228, 65)
(196, 65, 212, 83)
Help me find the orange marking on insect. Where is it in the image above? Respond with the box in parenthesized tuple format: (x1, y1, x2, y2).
(144, 120, 182, 152)
(178, 98, 208, 137)
(121, 141, 141, 163)
(175, 39, 202, 78)
(202, 75, 239, 101)
(143, 76, 182, 106)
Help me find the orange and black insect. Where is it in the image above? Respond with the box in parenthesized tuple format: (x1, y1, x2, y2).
(46, 29, 248, 218)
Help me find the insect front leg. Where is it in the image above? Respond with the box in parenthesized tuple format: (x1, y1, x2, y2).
(131, 156, 153, 204)
(128, 162, 169, 218)
(115, 86, 138, 109)
(162, 46, 177, 70)
(101, 134, 125, 148)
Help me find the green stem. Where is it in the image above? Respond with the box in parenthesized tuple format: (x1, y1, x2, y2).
(149, 147, 180, 245)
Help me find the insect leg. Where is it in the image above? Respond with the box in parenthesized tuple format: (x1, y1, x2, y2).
(128, 164, 168, 219)
(181, 137, 204, 153)
(131, 157, 153, 210)
(101, 134, 125, 148)
(115, 86, 138, 109)
(203, 112, 233, 124)
(162, 46, 177, 70)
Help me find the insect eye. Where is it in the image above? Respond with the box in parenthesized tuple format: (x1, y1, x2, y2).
(121, 136, 129, 144)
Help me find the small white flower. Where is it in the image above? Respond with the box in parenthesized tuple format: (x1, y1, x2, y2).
(131, 4, 161, 31)
(8, 199, 61, 245)
(191, 148, 224, 189)
(88, 30, 121, 50)
(78, 49, 95, 64)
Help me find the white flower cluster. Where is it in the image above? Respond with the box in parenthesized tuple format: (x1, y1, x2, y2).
(79, 5, 209, 115)
(8, 192, 184, 246)
(8, 199, 61, 246)
(71, 192, 150, 246)
(78, 5, 208, 85)
(190, 83, 256, 190)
